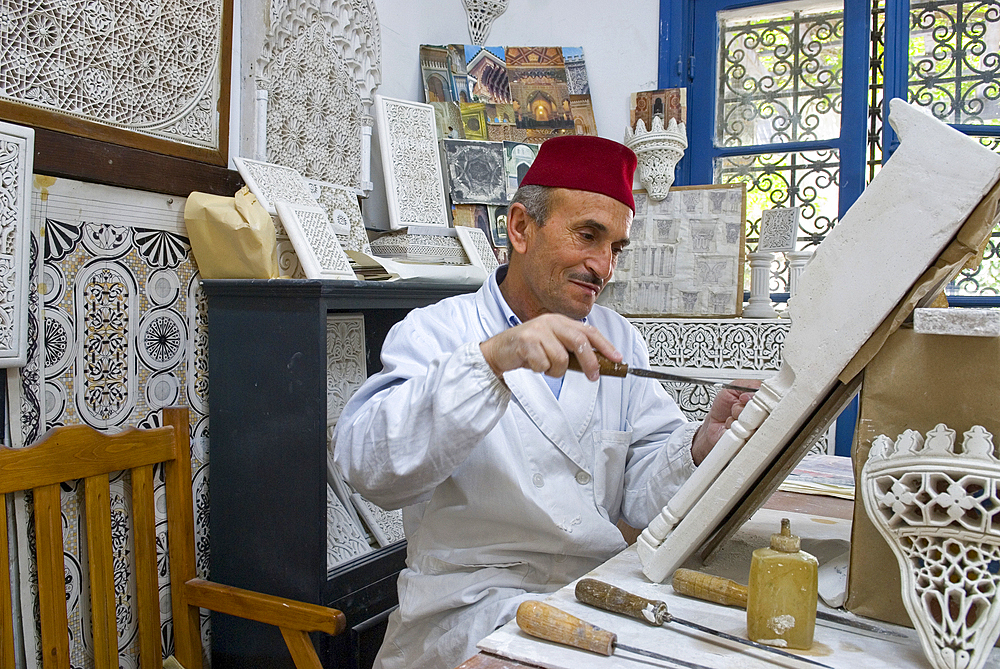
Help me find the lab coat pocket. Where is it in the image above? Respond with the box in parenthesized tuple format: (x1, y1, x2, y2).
(591, 429, 631, 518)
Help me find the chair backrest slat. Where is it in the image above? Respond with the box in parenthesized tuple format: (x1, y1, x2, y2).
(162, 407, 202, 669)
(132, 463, 163, 669)
(0, 427, 175, 495)
(1, 495, 15, 669)
(83, 475, 119, 669)
(34, 483, 70, 668)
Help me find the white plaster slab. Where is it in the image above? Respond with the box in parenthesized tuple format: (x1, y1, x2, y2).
(0, 121, 34, 367)
(478, 509, 987, 669)
(274, 201, 356, 280)
(637, 100, 1000, 583)
(234, 156, 316, 215)
(456, 225, 500, 274)
(913, 307, 1000, 337)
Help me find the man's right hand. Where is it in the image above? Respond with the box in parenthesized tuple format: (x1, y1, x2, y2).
(479, 314, 621, 382)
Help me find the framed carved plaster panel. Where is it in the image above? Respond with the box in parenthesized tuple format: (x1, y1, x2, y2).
(375, 95, 451, 230)
(0, 121, 34, 368)
(0, 0, 234, 165)
(274, 202, 356, 280)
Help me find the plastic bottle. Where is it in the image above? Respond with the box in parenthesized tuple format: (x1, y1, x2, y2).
(746, 517, 818, 650)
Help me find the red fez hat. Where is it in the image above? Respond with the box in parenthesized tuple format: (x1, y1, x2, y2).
(519, 135, 638, 212)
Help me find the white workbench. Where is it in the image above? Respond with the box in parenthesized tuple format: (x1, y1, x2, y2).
(476, 508, 1000, 669)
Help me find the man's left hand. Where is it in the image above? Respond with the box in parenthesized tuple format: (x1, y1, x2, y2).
(691, 380, 762, 465)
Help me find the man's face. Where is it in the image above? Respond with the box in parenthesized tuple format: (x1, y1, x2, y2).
(516, 188, 632, 320)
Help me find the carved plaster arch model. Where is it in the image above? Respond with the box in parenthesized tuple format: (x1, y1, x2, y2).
(862, 425, 1000, 669)
(258, 0, 382, 191)
(637, 100, 1000, 583)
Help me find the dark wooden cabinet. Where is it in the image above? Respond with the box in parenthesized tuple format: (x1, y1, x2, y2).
(203, 279, 475, 668)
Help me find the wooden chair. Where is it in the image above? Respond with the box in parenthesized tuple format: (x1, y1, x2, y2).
(0, 406, 346, 669)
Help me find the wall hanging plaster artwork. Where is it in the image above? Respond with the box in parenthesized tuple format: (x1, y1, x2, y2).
(11, 177, 210, 666)
(862, 425, 1000, 669)
(598, 184, 746, 317)
(462, 0, 509, 46)
(274, 202, 356, 280)
(375, 95, 451, 229)
(443, 139, 509, 205)
(457, 225, 500, 275)
(635, 100, 1000, 585)
(0, 121, 34, 367)
(233, 156, 316, 215)
(0, 0, 232, 162)
(625, 115, 688, 201)
(257, 0, 381, 190)
(759, 207, 800, 253)
(307, 179, 372, 254)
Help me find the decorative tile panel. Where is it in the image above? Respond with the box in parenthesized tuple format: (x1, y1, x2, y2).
(375, 95, 450, 229)
(0, 121, 34, 367)
(12, 177, 210, 667)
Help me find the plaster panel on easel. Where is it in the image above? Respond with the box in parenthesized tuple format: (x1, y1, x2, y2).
(0, 121, 34, 367)
(443, 139, 508, 205)
(0, 0, 225, 150)
(234, 156, 316, 215)
(259, 0, 382, 187)
(376, 96, 450, 229)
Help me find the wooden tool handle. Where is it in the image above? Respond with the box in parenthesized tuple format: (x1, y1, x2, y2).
(671, 569, 748, 608)
(575, 578, 668, 626)
(567, 351, 629, 377)
(516, 600, 616, 656)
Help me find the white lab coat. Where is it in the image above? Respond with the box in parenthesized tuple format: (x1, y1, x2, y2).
(334, 269, 697, 669)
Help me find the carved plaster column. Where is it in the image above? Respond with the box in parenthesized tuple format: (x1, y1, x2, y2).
(787, 250, 814, 298)
(744, 251, 778, 318)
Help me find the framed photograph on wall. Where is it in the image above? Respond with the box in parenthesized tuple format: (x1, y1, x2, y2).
(597, 183, 746, 317)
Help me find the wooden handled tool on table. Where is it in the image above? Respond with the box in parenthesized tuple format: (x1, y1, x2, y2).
(515, 600, 716, 669)
(574, 578, 835, 669)
(568, 350, 759, 393)
(671, 569, 908, 640)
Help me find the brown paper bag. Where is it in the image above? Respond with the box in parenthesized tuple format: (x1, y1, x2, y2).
(847, 326, 1000, 626)
(184, 186, 279, 279)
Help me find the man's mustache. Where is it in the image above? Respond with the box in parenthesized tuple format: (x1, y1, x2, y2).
(568, 272, 604, 290)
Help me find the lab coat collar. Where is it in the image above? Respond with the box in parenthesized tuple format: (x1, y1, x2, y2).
(480, 267, 600, 470)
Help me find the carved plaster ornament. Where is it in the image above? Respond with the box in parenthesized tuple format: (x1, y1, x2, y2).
(462, 0, 509, 46)
(637, 99, 1000, 583)
(624, 115, 688, 201)
(0, 121, 34, 367)
(258, 0, 382, 192)
(862, 425, 1000, 669)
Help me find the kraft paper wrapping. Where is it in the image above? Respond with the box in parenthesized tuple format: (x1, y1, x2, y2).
(184, 186, 279, 279)
(847, 327, 1000, 627)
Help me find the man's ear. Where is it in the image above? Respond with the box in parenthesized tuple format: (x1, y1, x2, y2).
(506, 202, 533, 255)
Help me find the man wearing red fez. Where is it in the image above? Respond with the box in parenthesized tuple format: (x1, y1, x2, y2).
(335, 135, 754, 669)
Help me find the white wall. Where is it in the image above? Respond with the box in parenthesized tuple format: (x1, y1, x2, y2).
(365, 0, 662, 229)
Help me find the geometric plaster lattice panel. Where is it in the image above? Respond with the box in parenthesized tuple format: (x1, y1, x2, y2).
(375, 95, 450, 229)
(862, 425, 1000, 669)
(0, 0, 225, 150)
(0, 121, 34, 367)
(259, 0, 381, 187)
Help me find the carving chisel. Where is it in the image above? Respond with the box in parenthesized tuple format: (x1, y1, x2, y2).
(575, 578, 835, 669)
(568, 351, 760, 393)
(671, 568, 908, 640)
(516, 600, 716, 669)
